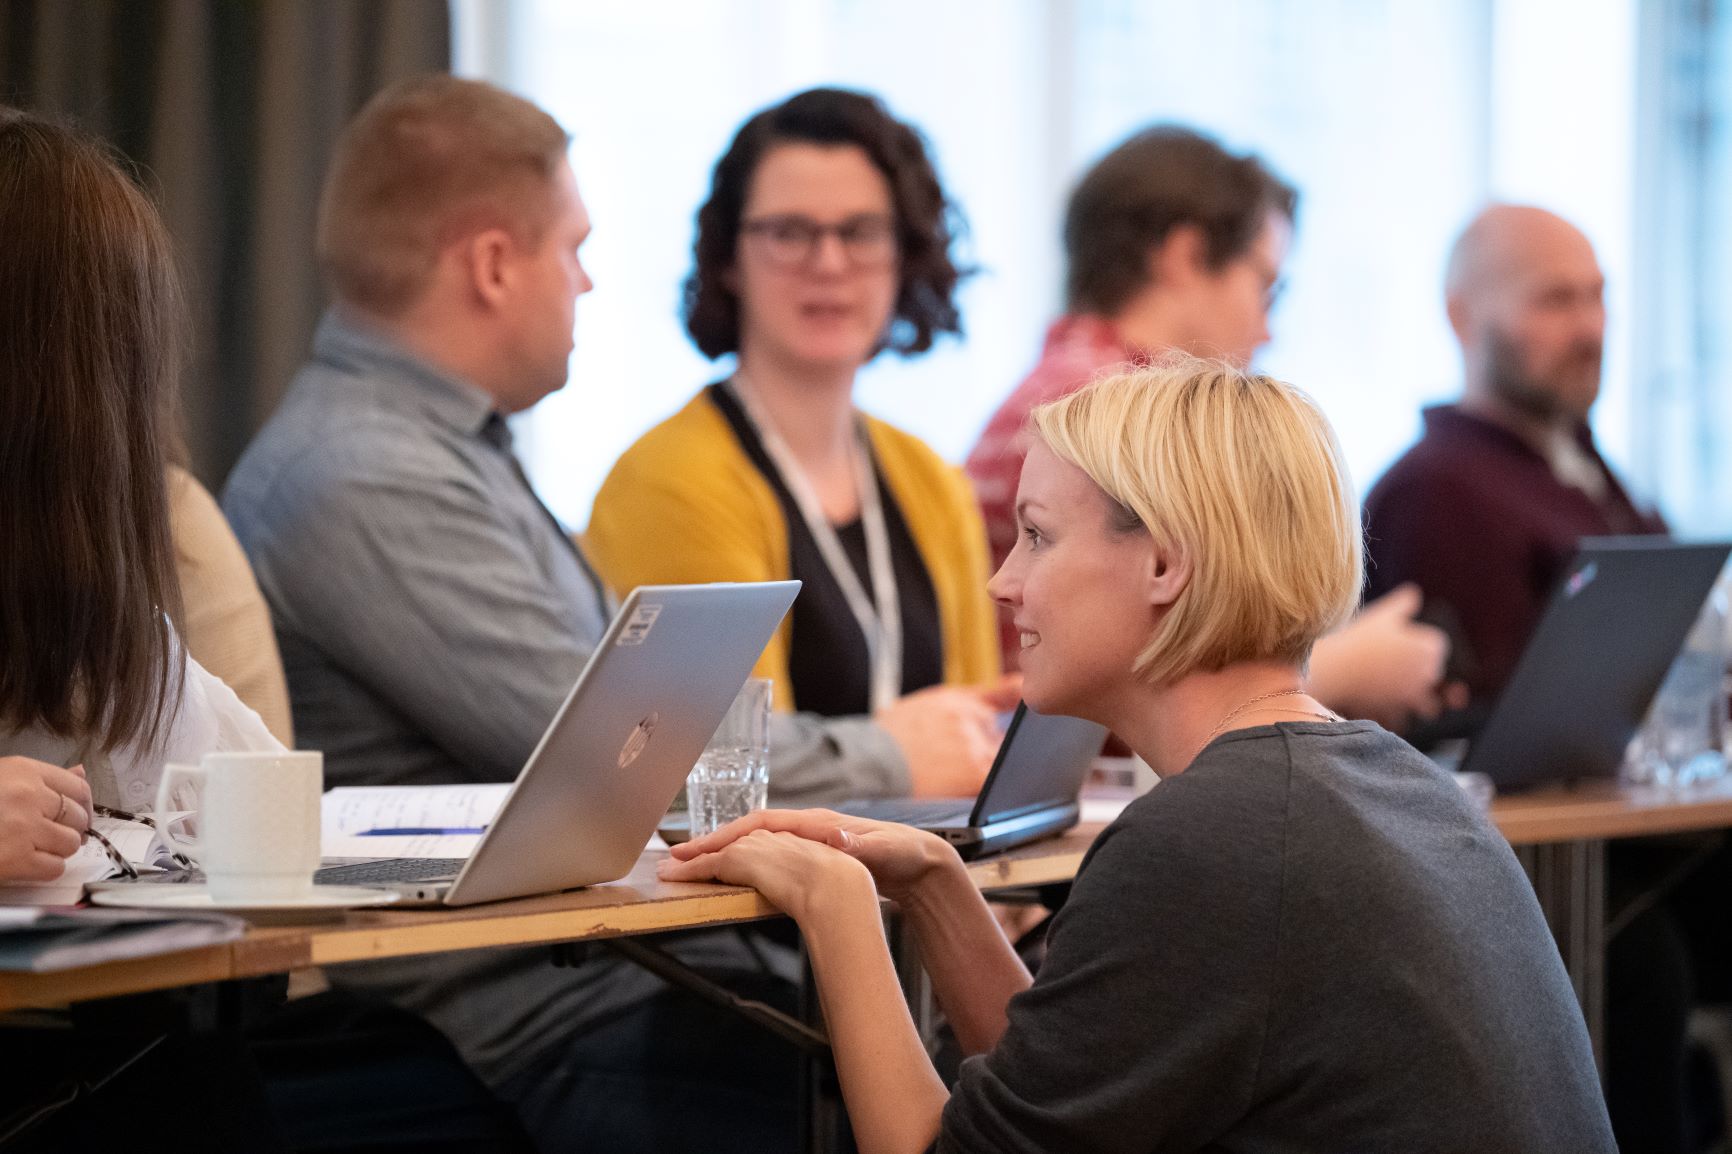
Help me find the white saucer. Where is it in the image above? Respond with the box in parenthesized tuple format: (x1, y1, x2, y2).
(89, 883, 399, 913)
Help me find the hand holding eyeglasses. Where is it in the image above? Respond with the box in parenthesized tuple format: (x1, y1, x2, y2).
(0, 755, 91, 882)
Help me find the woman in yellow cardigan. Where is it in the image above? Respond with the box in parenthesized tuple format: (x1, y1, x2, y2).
(588, 89, 1010, 798)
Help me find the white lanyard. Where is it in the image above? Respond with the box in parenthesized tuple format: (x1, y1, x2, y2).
(729, 376, 903, 713)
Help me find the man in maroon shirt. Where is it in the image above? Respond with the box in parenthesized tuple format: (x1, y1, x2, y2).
(967, 126, 1452, 728)
(1368, 203, 1695, 1152)
(1364, 204, 1666, 704)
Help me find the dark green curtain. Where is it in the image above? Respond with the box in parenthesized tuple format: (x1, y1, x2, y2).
(0, 0, 451, 486)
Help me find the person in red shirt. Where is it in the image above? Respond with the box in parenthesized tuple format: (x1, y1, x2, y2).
(967, 126, 1452, 729)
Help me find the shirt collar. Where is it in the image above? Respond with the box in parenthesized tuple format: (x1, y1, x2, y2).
(313, 310, 499, 438)
(1045, 313, 1140, 362)
(1421, 402, 1601, 463)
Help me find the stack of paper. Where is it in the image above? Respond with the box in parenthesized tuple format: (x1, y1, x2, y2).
(320, 784, 510, 860)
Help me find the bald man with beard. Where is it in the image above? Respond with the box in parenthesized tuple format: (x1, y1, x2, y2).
(1368, 205, 1699, 1152)
(1364, 204, 1665, 705)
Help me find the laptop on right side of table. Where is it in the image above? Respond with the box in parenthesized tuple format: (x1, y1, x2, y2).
(1449, 537, 1730, 791)
(831, 702, 1109, 859)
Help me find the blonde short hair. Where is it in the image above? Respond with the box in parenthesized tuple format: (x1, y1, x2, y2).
(317, 75, 570, 315)
(1030, 358, 1362, 684)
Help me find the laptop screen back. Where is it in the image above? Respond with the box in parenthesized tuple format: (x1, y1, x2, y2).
(1462, 538, 1730, 789)
(445, 581, 800, 905)
(970, 704, 1109, 826)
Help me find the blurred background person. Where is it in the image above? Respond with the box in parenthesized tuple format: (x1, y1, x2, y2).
(588, 87, 1009, 801)
(224, 77, 815, 1151)
(168, 464, 295, 747)
(966, 125, 1455, 732)
(1364, 203, 1665, 705)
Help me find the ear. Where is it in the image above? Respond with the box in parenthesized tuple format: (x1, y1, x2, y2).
(465, 228, 516, 311)
(1147, 223, 1210, 291)
(1445, 290, 1472, 346)
(1143, 535, 1192, 610)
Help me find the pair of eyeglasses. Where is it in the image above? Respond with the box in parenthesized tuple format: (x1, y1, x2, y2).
(89, 804, 195, 875)
(1240, 251, 1287, 312)
(739, 213, 898, 269)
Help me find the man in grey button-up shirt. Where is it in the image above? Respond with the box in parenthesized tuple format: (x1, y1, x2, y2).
(228, 312, 906, 803)
(224, 76, 904, 1150)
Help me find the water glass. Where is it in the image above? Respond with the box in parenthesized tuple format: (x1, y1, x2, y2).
(1623, 582, 1731, 788)
(687, 678, 772, 837)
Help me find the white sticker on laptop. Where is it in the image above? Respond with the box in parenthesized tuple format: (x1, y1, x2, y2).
(616, 603, 662, 646)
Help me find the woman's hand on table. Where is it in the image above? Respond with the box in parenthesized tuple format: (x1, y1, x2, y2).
(659, 808, 962, 909)
(658, 817, 876, 925)
(0, 757, 91, 882)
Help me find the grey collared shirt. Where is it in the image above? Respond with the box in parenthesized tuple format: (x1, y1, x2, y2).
(223, 311, 905, 799)
(222, 312, 903, 1083)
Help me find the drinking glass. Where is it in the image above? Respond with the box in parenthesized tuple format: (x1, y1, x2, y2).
(687, 679, 772, 837)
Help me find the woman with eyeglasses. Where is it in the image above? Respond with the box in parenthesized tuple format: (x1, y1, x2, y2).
(0, 110, 281, 883)
(661, 359, 1615, 1153)
(588, 88, 1009, 800)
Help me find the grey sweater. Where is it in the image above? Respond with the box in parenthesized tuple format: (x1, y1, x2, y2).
(937, 721, 1614, 1154)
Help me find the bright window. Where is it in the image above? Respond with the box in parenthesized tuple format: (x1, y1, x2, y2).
(460, 0, 1667, 532)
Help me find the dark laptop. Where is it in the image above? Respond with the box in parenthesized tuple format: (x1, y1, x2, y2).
(1451, 537, 1730, 790)
(829, 702, 1108, 859)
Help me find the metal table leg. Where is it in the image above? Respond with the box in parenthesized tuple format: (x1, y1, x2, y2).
(888, 913, 939, 1054)
(1515, 838, 1607, 1070)
(591, 912, 948, 1154)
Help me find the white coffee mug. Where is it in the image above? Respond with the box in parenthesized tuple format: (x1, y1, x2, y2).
(155, 751, 323, 902)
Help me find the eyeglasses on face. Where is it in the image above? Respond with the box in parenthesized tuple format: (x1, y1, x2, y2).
(739, 213, 899, 268)
(1238, 251, 1287, 312)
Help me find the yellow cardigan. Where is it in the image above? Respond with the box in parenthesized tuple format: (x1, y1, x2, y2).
(585, 390, 1000, 711)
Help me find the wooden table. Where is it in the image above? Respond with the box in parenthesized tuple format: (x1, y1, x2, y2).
(8, 775, 1732, 1069)
(1492, 774, 1732, 844)
(0, 826, 1094, 1014)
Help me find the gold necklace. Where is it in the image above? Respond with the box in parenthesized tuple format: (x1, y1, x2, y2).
(1193, 688, 1339, 764)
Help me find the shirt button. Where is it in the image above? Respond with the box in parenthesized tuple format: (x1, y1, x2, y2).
(128, 781, 148, 800)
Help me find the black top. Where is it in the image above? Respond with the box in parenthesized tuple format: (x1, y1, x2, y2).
(708, 383, 944, 717)
(935, 723, 1614, 1154)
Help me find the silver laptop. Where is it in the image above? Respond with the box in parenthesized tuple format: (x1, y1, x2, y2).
(830, 703, 1107, 859)
(315, 581, 799, 906)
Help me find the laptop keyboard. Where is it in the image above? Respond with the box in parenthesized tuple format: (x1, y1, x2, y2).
(315, 858, 468, 886)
